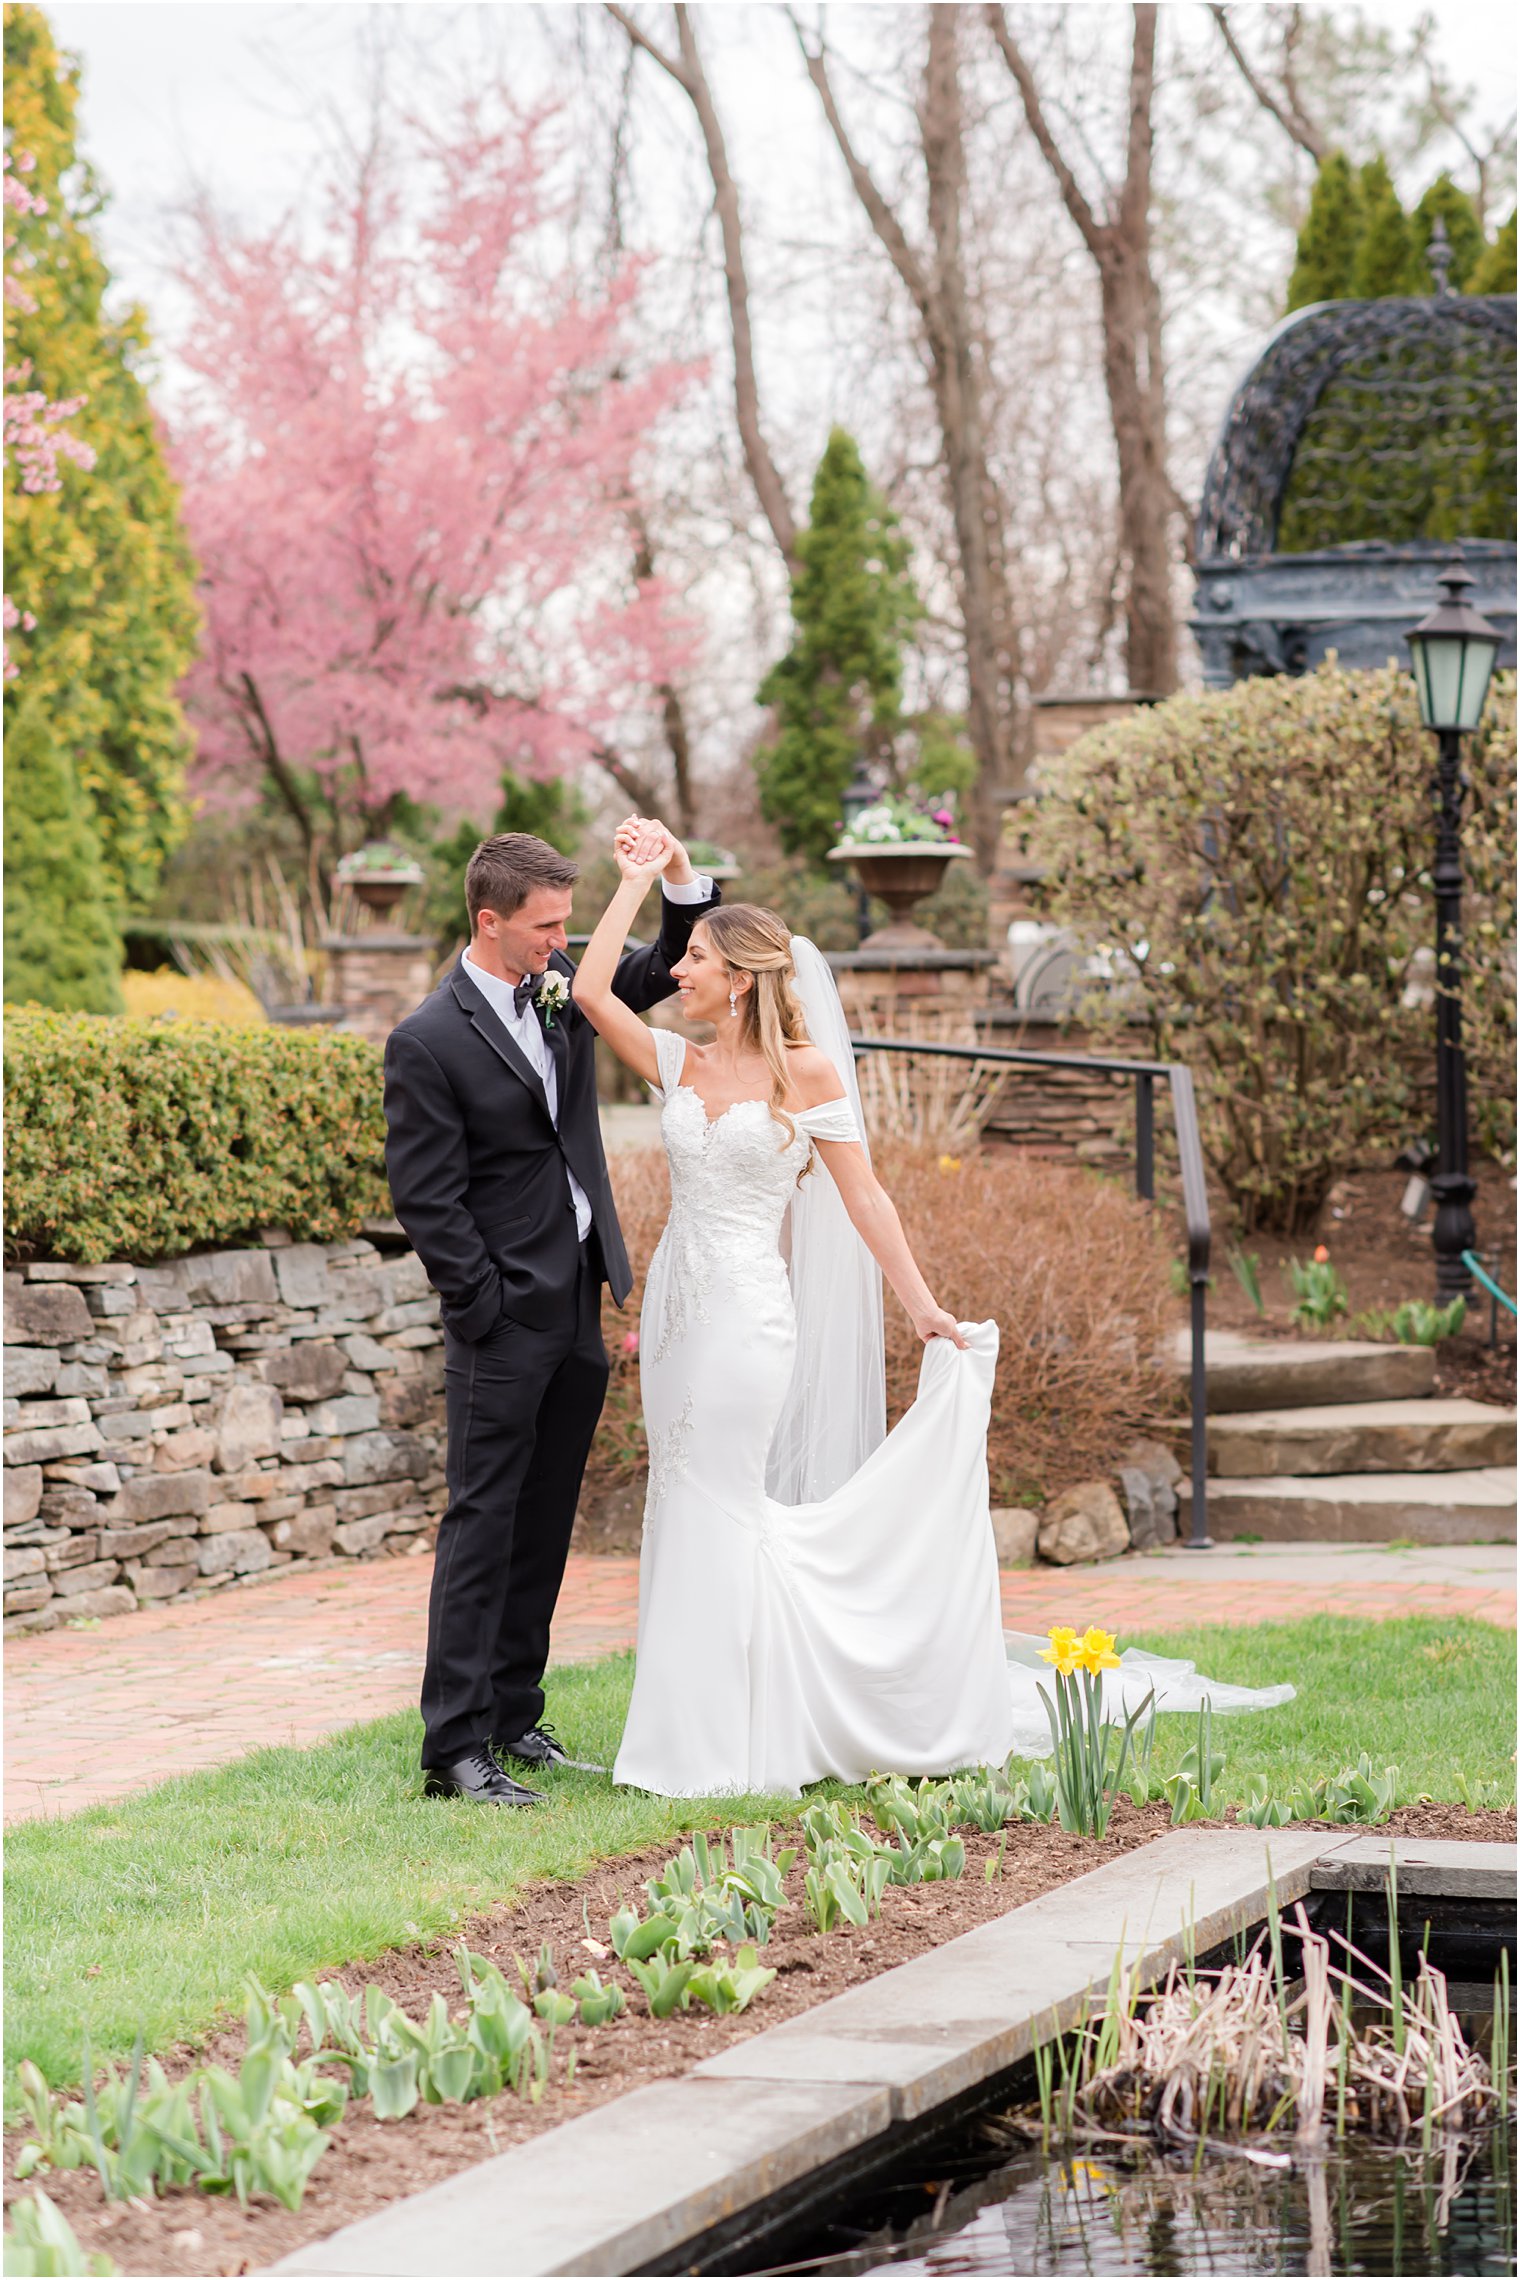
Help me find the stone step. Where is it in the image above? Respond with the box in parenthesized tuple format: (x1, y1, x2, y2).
(1174, 1329, 1436, 1413)
(1209, 1399, 1516, 1479)
(1180, 1468, 1516, 1545)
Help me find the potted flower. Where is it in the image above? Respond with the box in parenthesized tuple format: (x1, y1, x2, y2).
(827, 793, 972, 947)
(336, 841, 425, 916)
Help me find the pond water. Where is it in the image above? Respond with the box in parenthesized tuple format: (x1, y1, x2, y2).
(753, 2125, 1515, 2278)
(733, 1959, 1515, 2280)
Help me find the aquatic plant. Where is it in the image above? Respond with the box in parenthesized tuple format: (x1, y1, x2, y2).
(1022, 1890, 1503, 2149)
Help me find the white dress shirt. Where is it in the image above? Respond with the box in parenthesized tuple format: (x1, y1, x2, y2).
(463, 875, 712, 1245)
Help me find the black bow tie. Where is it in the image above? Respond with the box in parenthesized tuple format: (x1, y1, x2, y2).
(513, 976, 538, 1016)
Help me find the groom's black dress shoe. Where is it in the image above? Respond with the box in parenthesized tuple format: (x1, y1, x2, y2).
(494, 1721, 606, 1776)
(423, 1747, 545, 1805)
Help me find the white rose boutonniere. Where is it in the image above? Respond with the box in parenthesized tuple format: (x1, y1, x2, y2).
(536, 971, 570, 1028)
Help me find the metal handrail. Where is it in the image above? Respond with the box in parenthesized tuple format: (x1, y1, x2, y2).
(846, 1033, 1213, 1547)
(1462, 1248, 1517, 1350)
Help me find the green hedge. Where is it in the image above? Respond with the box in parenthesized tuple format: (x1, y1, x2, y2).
(4, 1013, 388, 1264)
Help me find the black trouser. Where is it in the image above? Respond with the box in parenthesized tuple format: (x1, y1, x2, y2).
(421, 1245, 609, 1766)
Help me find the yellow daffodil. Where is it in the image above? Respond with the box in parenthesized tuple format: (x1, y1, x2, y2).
(937, 1153, 962, 1173)
(1077, 1625, 1121, 1675)
(1039, 1623, 1082, 1676)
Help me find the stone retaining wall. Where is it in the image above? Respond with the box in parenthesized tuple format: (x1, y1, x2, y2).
(3, 1237, 446, 1635)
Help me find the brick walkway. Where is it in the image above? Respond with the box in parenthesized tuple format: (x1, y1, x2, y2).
(4, 1545, 1512, 1824)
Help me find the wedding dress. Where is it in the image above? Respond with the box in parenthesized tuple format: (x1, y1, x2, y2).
(612, 958, 1293, 1800)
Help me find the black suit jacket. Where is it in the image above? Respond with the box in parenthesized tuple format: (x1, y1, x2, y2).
(382, 889, 718, 1340)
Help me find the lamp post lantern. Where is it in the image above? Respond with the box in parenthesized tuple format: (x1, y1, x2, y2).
(840, 758, 879, 945)
(1404, 551, 1502, 1300)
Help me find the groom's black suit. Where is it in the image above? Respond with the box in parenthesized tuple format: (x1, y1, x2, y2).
(383, 887, 718, 1766)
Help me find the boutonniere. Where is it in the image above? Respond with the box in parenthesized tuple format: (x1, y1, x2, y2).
(536, 971, 570, 1028)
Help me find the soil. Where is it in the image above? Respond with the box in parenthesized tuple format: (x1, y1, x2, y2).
(8, 1804, 1512, 2278)
(1195, 1161, 1517, 1407)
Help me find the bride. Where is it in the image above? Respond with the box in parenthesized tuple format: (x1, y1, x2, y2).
(574, 833, 1290, 1799)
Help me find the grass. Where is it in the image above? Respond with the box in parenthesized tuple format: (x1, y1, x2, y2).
(5, 1617, 1513, 2111)
(1120, 1616, 1516, 1807)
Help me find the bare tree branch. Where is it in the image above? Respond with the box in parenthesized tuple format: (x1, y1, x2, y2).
(629, 506, 698, 834)
(984, 3, 1177, 695)
(1207, 4, 1328, 163)
(607, 3, 799, 565)
(604, 2, 686, 87)
(792, 17, 933, 321)
(983, 5, 1105, 258)
(796, 9, 1022, 811)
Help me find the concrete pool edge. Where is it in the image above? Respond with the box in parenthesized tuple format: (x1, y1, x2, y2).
(266, 1830, 1517, 2278)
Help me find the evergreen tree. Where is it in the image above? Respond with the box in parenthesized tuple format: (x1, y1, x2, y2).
(3, 692, 123, 1013)
(416, 771, 588, 945)
(1286, 152, 1361, 311)
(1348, 156, 1417, 297)
(755, 429, 919, 868)
(1469, 209, 1518, 294)
(3, 4, 199, 909)
(1410, 174, 1486, 291)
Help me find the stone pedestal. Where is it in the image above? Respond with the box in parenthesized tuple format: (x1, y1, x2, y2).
(826, 947, 996, 1027)
(321, 933, 435, 1047)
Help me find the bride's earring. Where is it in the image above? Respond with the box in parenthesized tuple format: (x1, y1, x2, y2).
(728, 985, 739, 1019)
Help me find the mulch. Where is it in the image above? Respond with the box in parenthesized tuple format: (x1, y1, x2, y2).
(1197, 1160, 1517, 1406)
(7, 1802, 1512, 2279)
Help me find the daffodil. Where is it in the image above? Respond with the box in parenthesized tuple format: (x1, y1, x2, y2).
(1039, 1624, 1082, 1676)
(937, 1153, 962, 1174)
(1077, 1625, 1121, 1675)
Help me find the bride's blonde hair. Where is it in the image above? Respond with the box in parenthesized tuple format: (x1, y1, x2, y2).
(699, 904, 810, 1143)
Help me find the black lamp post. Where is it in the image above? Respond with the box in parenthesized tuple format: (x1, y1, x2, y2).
(1404, 551, 1502, 1300)
(840, 757, 878, 945)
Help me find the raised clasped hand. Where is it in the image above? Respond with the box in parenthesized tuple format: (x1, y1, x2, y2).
(915, 1306, 969, 1349)
(614, 814, 672, 884)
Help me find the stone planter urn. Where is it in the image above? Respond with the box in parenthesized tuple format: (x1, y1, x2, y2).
(827, 839, 973, 950)
(337, 847, 424, 917)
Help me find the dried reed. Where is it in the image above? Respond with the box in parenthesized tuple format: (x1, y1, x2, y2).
(1027, 1900, 1504, 2151)
(852, 1001, 1009, 1153)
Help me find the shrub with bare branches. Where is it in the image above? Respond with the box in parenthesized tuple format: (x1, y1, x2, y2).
(591, 1142, 1178, 1510)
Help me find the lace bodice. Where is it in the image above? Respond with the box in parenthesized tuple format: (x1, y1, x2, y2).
(646, 1031, 859, 1360)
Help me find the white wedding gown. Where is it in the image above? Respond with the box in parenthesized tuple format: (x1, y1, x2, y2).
(612, 1029, 1292, 1799)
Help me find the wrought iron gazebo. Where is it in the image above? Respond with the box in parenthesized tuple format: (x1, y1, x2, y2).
(1191, 256, 1517, 685)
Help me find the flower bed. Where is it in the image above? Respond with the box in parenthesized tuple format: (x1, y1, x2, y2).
(6, 1799, 1509, 2280)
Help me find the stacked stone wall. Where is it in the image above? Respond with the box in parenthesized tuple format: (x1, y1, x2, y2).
(4, 1237, 446, 1634)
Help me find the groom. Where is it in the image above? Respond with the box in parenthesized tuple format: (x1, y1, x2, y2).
(383, 823, 718, 1803)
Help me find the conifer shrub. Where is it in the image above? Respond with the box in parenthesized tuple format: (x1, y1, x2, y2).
(4, 1013, 387, 1262)
(1029, 664, 1517, 1231)
(2, 695, 123, 1015)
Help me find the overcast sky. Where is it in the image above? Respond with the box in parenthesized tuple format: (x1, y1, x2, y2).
(33, 0, 1517, 752)
(48, 0, 1519, 345)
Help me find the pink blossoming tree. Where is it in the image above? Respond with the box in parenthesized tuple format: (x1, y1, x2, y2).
(173, 101, 693, 881)
(3, 149, 95, 678)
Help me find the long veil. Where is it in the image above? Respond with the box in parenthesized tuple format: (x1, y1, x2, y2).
(765, 936, 887, 1505)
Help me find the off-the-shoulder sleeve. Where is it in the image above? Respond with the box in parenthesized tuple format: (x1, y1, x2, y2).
(793, 1097, 862, 1145)
(650, 1027, 688, 1101)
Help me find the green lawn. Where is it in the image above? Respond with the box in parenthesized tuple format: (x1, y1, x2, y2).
(5, 1616, 1513, 2110)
